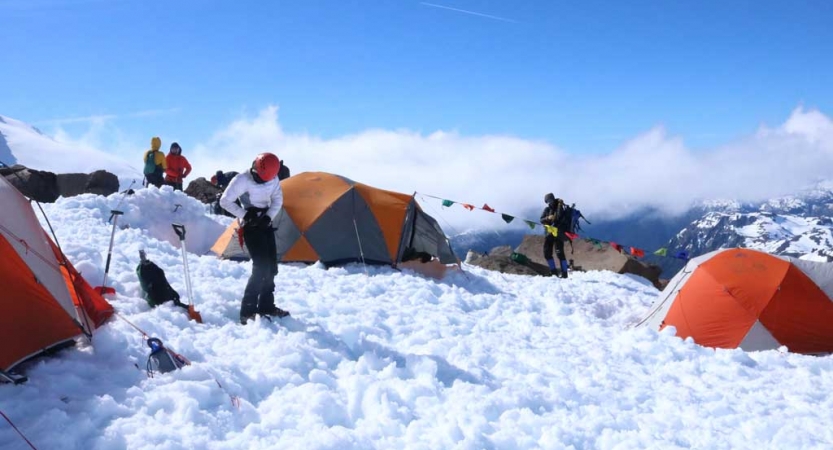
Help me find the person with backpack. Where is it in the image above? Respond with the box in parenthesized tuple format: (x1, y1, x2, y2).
(210, 170, 240, 216)
(143, 137, 167, 188)
(219, 152, 289, 324)
(164, 142, 192, 191)
(541, 193, 570, 278)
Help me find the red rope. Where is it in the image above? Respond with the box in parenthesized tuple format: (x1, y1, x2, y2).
(0, 410, 38, 450)
(114, 312, 149, 338)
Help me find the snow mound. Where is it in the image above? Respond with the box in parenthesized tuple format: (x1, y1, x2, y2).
(50, 184, 228, 258)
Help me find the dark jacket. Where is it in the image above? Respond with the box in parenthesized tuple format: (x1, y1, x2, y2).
(541, 202, 569, 233)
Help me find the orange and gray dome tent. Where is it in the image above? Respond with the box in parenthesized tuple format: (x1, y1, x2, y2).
(212, 172, 458, 269)
(0, 175, 113, 383)
(638, 248, 833, 354)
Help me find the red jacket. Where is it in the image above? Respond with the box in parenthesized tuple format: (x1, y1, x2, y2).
(165, 153, 192, 183)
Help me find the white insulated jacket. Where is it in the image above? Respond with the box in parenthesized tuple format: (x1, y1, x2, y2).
(219, 170, 284, 220)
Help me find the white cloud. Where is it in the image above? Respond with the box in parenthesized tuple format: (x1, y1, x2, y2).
(6, 105, 833, 230)
(187, 105, 833, 230)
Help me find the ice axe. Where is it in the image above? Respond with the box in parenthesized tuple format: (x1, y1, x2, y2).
(95, 209, 124, 295)
(172, 223, 203, 323)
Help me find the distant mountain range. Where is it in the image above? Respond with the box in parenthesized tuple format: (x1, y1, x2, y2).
(449, 181, 833, 279)
(668, 182, 833, 264)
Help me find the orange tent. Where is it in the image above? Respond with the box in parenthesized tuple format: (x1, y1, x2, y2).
(212, 172, 458, 268)
(0, 176, 113, 382)
(639, 248, 833, 354)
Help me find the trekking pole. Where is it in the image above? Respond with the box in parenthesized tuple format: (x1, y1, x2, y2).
(95, 210, 124, 295)
(172, 223, 203, 323)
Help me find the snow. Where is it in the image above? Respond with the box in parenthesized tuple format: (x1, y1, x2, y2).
(0, 117, 17, 166)
(3, 189, 833, 449)
(0, 114, 137, 183)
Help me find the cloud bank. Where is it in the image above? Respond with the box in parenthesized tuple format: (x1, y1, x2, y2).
(5, 105, 832, 231)
(187, 105, 833, 229)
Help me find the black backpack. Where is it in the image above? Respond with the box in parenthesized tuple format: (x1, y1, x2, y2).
(278, 161, 290, 180)
(558, 203, 589, 235)
(136, 250, 185, 308)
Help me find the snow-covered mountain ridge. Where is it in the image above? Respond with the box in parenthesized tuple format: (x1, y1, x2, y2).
(672, 181, 833, 262)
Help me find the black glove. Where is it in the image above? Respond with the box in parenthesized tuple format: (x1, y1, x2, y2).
(242, 209, 260, 226)
(255, 215, 272, 229)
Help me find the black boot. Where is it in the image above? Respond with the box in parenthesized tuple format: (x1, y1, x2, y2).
(240, 313, 256, 325)
(550, 269, 561, 278)
(260, 305, 290, 318)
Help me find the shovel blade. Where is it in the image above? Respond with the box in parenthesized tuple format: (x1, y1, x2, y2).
(188, 305, 203, 324)
(95, 286, 116, 295)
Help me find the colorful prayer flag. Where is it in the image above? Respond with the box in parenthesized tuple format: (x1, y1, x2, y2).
(442, 199, 454, 207)
(654, 248, 668, 257)
(482, 204, 495, 212)
(564, 232, 579, 240)
(462, 203, 475, 211)
(610, 242, 623, 253)
(630, 247, 645, 258)
(585, 238, 603, 249)
(673, 250, 690, 260)
(544, 225, 558, 236)
(501, 214, 514, 224)
(525, 220, 537, 230)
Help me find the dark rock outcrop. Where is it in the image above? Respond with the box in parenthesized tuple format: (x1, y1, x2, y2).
(515, 235, 663, 288)
(185, 177, 222, 204)
(467, 235, 663, 288)
(466, 248, 550, 276)
(1, 165, 59, 202)
(56, 170, 119, 197)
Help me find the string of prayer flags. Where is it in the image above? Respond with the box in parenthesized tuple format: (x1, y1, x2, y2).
(418, 192, 698, 262)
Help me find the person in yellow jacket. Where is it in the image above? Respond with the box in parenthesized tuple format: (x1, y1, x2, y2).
(143, 137, 168, 188)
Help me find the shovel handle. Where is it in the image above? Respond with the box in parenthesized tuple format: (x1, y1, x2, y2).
(172, 223, 186, 241)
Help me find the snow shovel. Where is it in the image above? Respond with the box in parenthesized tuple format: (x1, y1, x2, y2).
(95, 209, 124, 295)
(172, 223, 203, 323)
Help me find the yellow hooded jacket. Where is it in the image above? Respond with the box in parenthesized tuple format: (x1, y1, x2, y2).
(143, 137, 167, 170)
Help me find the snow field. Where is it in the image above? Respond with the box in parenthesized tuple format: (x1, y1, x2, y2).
(1, 189, 833, 449)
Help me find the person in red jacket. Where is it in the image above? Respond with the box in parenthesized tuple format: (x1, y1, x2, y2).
(164, 142, 192, 191)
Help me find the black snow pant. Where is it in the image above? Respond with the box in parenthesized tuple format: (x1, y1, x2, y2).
(241, 223, 278, 318)
(543, 233, 567, 263)
(165, 180, 183, 191)
(145, 172, 164, 188)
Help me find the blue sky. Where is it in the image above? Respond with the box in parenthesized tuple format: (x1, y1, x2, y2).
(1, 0, 832, 155)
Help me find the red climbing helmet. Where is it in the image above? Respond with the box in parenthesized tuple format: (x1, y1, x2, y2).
(252, 153, 281, 182)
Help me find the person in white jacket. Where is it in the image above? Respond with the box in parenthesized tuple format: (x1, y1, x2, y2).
(219, 152, 289, 324)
